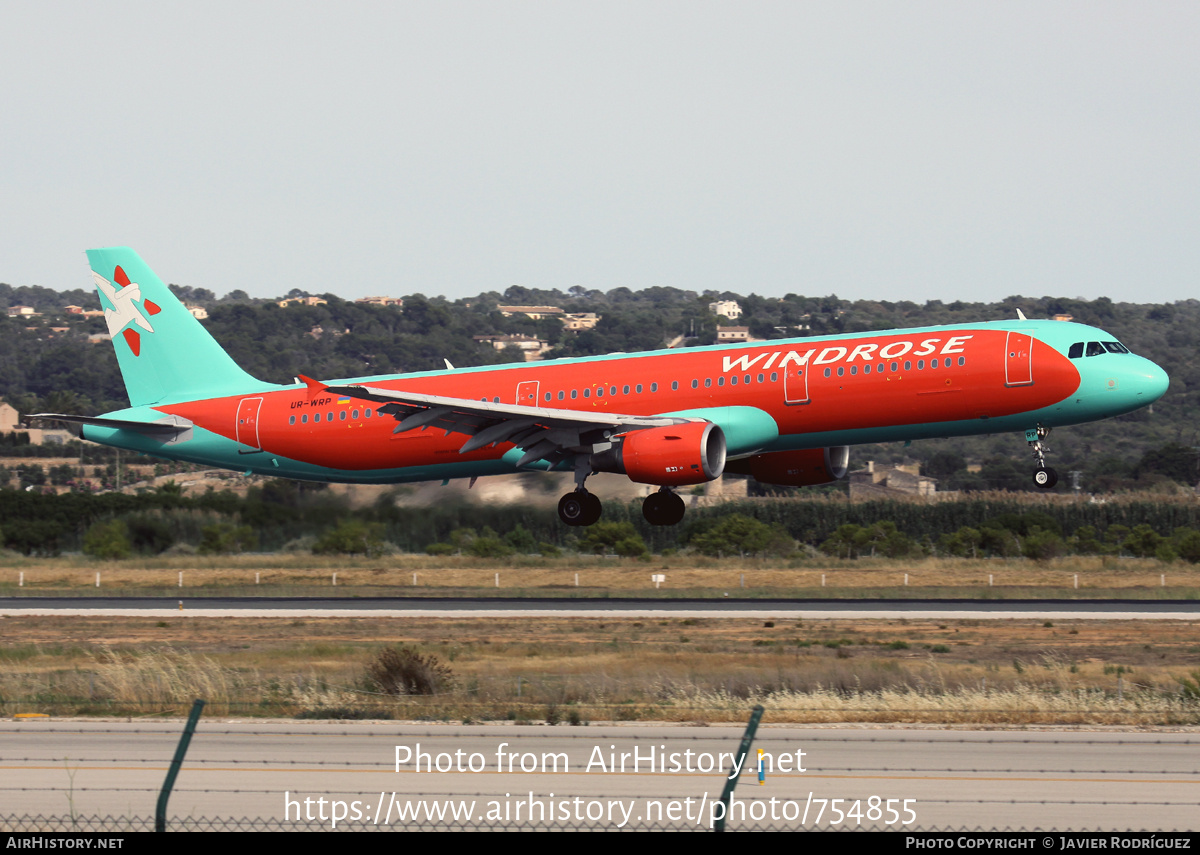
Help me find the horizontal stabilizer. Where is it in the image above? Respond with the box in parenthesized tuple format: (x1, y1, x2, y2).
(30, 413, 193, 440)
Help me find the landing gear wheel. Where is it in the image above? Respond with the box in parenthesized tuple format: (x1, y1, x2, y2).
(643, 489, 686, 526)
(1033, 467, 1058, 489)
(580, 491, 603, 526)
(642, 491, 667, 525)
(662, 491, 686, 525)
(559, 491, 603, 526)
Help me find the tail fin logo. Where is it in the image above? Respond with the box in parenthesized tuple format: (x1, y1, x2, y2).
(93, 265, 161, 357)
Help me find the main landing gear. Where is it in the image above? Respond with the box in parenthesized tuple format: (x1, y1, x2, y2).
(642, 487, 685, 526)
(559, 459, 603, 527)
(555, 460, 688, 527)
(1027, 424, 1059, 489)
(557, 487, 688, 526)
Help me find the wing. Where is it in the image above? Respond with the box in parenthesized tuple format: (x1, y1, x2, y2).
(319, 379, 696, 469)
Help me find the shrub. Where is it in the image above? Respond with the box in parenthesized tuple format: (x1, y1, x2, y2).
(467, 536, 513, 558)
(614, 536, 648, 558)
(366, 646, 454, 696)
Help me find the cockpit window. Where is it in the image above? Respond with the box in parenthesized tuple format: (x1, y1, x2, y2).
(1070, 340, 1130, 359)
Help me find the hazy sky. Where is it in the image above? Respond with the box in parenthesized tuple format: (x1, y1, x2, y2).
(2, 2, 1197, 304)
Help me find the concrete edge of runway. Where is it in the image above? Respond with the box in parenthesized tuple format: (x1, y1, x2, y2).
(2, 596, 1198, 620)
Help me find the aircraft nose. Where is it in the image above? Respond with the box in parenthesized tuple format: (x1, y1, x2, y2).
(1126, 357, 1170, 404)
(1142, 359, 1170, 402)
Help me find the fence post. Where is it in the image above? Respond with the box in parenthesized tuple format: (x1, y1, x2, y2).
(714, 704, 764, 832)
(156, 699, 205, 832)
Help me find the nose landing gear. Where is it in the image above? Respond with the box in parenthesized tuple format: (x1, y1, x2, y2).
(1027, 424, 1058, 489)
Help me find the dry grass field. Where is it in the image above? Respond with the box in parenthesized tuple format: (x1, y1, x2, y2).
(3, 553, 1197, 725)
(1, 612, 1198, 725)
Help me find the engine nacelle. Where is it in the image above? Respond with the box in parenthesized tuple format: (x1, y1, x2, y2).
(724, 446, 850, 487)
(591, 422, 726, 486)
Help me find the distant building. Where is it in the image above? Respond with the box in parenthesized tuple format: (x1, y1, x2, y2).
(562, 312, 600, 330)
(708, 300, 742, 320)
(186, 305, 209, 320)
(1052, 314, 1074, 322)
(849, 461, 938, 499)
(473, 334, 551, 361)
(277, 296, 327, 307)
(357, 296, 404, 308)
(496, 305, 564, 320)
(1, 402, 73, 445)
(7, 305, 38, 317)
(716, 325, 750, 342)
(704, 474, 749, 500)
(64, 305, 104, 319)
(0, 402, 19, 432)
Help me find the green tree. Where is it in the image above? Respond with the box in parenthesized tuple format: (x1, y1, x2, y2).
(580, 521, 646, 556)
(1173, 529, 1200, 564)
(1021, 528, 1066, 561)
(938, 526, 982, 558)
(1070, 525, 1106, 555)
(820, 523, 866, 559)
(504, 525, 538, 553)
(312, 520, 385, 557)
(1121, 524, 1163, 559)
(199, 522, 259, 555)
(691, 514, 790, 557)
(83, 519, 132, 560)
(1134, 444, 1199, 485)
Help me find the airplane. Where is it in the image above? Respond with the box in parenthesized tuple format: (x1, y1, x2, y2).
(34, 248, 1170, 527)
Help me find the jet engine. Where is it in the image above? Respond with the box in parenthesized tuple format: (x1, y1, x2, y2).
(724, 446, 849, 487)
(591, 422, 726, 486)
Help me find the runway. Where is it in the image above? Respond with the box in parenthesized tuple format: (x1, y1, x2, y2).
(3, 596, 1200, 620)
(1, 721, 1196, 830)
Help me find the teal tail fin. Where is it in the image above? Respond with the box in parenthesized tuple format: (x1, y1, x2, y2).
(86, 247, 263, 406)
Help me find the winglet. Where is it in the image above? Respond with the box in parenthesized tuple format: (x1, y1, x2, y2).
(297, 374, 327, 401)
(1016, 308, 1027, 321)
